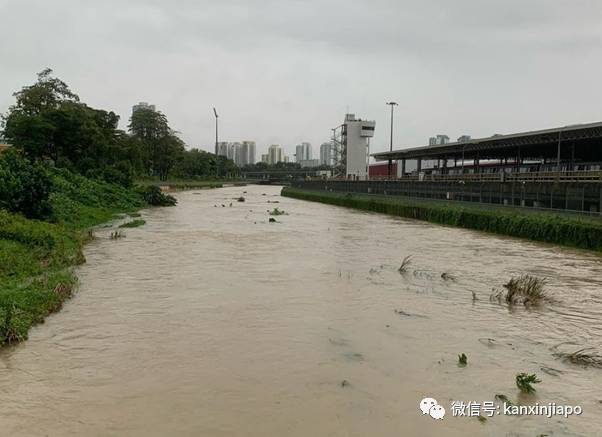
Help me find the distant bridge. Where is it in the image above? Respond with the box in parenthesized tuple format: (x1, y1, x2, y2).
(241, 169, 330, 184)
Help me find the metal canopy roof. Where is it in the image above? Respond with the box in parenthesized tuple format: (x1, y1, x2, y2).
(372, 121, 602, 161)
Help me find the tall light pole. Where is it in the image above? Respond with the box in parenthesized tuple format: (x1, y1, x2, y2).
(213, 107, 219, 156)
(386, 101, 398, 179)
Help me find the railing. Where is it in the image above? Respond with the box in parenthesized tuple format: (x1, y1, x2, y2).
(362, 170, 602, 183)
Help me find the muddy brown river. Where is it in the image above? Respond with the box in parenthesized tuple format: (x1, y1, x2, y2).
(1, 185, 602, 436)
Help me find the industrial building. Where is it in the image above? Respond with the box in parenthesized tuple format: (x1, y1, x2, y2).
(340, 114, 375, 180)
(0, 137, 10, 153)
(298, 159, 320, 168)
(299, 121, 602, 214)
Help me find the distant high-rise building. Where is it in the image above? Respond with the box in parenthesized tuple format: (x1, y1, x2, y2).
(320, 142, 335, 166)
(217, 142, 230, 158)
(261, 154, 269, 163)
(216, 141, 256, 167)
(240, 141, 256, 166)
(267, 145, 284, 165)
(436, 135, 450, 145)
(295, 142, 312, 162)
(457, 135, 471, 143)
(428, 135, 450, 146)
(132, 102, 156, 114)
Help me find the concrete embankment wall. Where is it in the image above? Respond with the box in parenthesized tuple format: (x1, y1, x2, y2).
(291, 180, 602, 215)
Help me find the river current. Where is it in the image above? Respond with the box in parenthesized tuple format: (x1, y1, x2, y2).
(1, 185, 601, 436)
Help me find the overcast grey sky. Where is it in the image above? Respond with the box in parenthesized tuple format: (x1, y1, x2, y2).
(1, 0, 601, 158)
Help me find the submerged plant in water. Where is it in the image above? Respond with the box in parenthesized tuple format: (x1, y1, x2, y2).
(494, 394, 513, 406)
(516, 373, 541, 394)
(553, 348, 602, 369)
(398, 255, 413, 273)
(269, 207, 287, 216)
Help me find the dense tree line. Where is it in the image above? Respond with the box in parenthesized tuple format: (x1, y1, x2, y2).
(1, 69, 237, 185)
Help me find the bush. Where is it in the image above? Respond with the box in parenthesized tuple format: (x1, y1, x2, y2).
(86, 164, 134, 188)
(0, 150, 53, 219)
(136, 185, 177, 206)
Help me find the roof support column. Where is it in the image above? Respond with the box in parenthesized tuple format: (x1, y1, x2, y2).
(557, 131, 562, 172)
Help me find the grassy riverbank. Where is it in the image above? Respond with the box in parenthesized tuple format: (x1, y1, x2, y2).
(282, 187, 602, 251)
(0, 170, 147, 346)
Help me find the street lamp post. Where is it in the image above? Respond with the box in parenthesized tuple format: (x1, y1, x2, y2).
(213, 107, 219, 156)
(213, 107, 219, 178)
(386, 101, 398, 179)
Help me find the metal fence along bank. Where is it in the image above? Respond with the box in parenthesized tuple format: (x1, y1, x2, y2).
(291, 176, 602, 215)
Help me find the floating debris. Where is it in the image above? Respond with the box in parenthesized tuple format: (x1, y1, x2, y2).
(340, 380, 350, 388)
(441, 272, 456, 281)
(540, 366, 564, 376)
(394, 309, 427, 319)
(110, 231, 125, 240)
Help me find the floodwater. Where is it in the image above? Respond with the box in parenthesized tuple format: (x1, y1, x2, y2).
(1, 185, 602, 437)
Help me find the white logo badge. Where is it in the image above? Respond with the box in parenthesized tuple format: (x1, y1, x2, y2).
(420, 397, 446, 420)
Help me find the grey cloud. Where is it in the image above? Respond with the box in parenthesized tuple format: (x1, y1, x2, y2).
(1, 0, 602, 157)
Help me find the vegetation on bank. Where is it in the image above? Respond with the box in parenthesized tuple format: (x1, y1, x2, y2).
(281, 187, 602, 251)
(0, 69, 209, 346)
(0, 164, 150, 345)
(119, 219, 146, 228)
(2, 69, 238, 182)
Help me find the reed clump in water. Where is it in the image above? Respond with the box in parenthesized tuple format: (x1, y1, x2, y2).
(458, 353, 468, 367)
(491, 275, 547, 306)
(269, 208, 287, 216)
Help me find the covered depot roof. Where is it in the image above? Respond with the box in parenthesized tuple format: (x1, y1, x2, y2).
(372, 121, 602, 162)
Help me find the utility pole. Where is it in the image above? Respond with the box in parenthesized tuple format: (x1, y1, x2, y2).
(386, 102, 398, 179)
